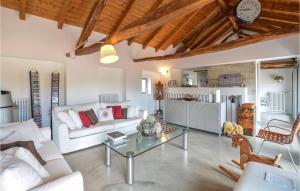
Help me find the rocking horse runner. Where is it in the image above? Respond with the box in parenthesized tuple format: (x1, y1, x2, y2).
(219, 134, 282, 181)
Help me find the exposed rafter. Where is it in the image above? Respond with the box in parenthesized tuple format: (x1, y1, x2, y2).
(76, 0, 215, 55)
(155, 11, 199, 51)
(108, 0, 215, 44)
(76, 0, 105, 49)
(190, 17, 228, 50)
(19, 0, 26, 20)
(58, 0, 71, 29)
(109, 0, 136, 35)
(155, 13, 193, 52)
(127, 0, 163, 46)
(173, 3, 221, 48)
(261, 8, 300, 23)
(256, 17, 299, 28)
(227, 16, 238, 32)
(134, 26, 299, 62)
(196, 22, 232, 49)
(142, 27, 164, 49)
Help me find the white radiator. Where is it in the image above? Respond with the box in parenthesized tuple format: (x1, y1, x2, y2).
(99, 94, 119, 103)
(13, 98, 31, 121)
(267, 92, 286, 113)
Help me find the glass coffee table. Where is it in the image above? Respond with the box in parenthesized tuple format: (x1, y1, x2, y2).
(103, 123, 189, 184)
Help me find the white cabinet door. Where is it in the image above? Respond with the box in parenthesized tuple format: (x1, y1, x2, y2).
(165, 100, 187, 126)
(187, 102, 221, 135)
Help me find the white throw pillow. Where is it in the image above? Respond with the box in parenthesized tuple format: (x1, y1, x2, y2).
(0, 154, 43, 191)
(68, 110, 83, 129)
(127, 106, 140, 118)
(97, 108, 114, 122)
(0, 119, 45, 144)
(2, 147, 49, 178)
(57, 112, 76, 129)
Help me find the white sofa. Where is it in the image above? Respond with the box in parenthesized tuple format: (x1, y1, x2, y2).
(0, 122, 84, 191)
(52, 102, 147, 154)
(234, 162, 299, 191)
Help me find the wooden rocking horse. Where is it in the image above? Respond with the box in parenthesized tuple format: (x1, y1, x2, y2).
(219, 134, 282, 181)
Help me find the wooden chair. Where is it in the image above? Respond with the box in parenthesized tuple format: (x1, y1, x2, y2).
(219, 134, 281, 181)
(256, 113, 300, 172)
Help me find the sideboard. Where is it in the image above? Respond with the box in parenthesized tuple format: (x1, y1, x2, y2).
(165, 100, 226, 135)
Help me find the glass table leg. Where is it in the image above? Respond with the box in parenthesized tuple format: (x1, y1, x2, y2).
(126, 152, 134, 184)
(183, 132, 188, 150)
(105, 146, 111, 167)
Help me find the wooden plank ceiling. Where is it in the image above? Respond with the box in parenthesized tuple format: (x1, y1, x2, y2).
(1, 0, 299, 61)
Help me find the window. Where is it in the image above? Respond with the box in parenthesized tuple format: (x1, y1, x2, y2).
(141, 77, 151, 94)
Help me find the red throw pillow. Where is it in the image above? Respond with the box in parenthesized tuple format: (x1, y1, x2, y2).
(79, 111, 91, 128)
(107, 106, 122, 119)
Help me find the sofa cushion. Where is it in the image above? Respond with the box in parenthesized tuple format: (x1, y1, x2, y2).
(42, 158, 72, 183)
(113, 117, 142, 129)
(69, 124, 114, 139)
(38, 141, 64, 162)
(108, 106, 122, 119)
(1, 140, 46, 165)
(85, 109, 98, 125)
(79, 111, 91, 128)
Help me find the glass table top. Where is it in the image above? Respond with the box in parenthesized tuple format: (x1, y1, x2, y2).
(103, 123, 189, 158)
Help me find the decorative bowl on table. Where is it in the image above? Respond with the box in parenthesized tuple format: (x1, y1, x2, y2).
(137, 116, 162, 138)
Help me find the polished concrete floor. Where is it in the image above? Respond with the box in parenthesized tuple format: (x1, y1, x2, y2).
(64, 129, 299, 191)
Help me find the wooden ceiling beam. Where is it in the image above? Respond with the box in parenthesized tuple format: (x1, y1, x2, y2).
(239, 24, 270, 33)
(261, 61, 296, 69)
(110, 0, 136, 35)
(255, 17, 299, 29)
(172, 2, 219, 48)
(190, 17, 228, 50)
(76, 0, 215, 55)
(155, 13, 194, 51)
(228, 16, 238, 32)
(127, 0, 163, 46)
(195, 21, 233, 49)
(76, 0, 105, 49)
(175, 7, 227, 53)
(19, 0, 26, 20)
(261, 8, 300, 23)
(58, 0, 71, 29)
(142, 27, 164, 49)
(107, 0, 215, 44)
(155, 10, 200, 51)
(133, 26, 299, 62)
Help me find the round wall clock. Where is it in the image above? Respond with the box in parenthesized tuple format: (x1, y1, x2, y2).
(235, 0, 261, 24)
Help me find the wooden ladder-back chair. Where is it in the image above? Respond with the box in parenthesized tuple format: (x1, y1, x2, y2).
(256, 113, 300, 172)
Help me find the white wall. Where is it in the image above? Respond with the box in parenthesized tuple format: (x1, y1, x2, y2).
(0, 57, 65, 126)
(260, 68, 293, 114)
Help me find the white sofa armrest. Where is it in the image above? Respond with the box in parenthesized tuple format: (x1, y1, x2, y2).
(139, 109, 148, 119)
(40, 127, 51, 141)
(52, 121, 70, 153)
(31, 171, 83, 191)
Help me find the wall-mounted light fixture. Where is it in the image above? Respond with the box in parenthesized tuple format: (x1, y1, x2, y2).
(274, 75, 284, 83)
(159, 68, 169, 76)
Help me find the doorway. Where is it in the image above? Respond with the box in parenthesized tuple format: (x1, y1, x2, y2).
(258, 58, 299, 125)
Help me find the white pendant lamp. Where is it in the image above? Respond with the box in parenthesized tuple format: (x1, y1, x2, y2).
(100, 44, 119, 64)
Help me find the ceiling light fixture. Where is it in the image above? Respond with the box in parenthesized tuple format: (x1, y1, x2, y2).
(100, 44, 119, 64)
(66, 40, 119, 64)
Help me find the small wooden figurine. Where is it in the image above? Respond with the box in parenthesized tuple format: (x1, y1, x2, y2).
(219, 134, 282, 181)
